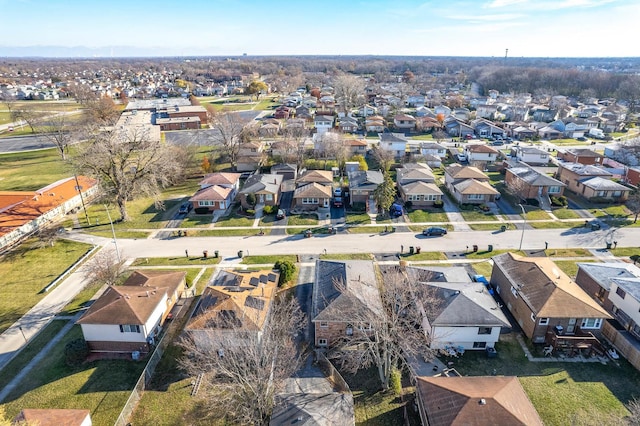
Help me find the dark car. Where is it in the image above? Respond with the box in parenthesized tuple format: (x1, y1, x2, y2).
(178, 202, 192, 214)
(422, 226, 447, 236)
(390, 203, 403, 217)
(333, 196, 343, 208)
(276, 209, 286, 220)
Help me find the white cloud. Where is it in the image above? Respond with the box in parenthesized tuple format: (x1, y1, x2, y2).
(447, 13, 524, 21)
(484, 0, 527, 8)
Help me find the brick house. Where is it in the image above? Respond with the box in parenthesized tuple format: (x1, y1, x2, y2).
(555, 163, 631, 202)
(504, 165, 565, 200)
(238, 173, 283, 209)
(557, 148, 604, 165)
(490, 253, 611, 345)
(396, 163, 443, 208)
(292, 182, 332, 210)
(311, 260, 383, 348)
(347, 170, 384, 206)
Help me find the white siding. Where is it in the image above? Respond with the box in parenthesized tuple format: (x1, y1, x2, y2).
(431, 325, 501, 350)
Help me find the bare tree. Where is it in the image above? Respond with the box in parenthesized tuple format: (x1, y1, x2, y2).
(279, 125, 308, 169)
(73, 127, 185, 221)
(320, 132, 348, 165)
(370, 145, 394, 171)
(628, 190, 640, 224)
(178, 296, 305, 425)
(37, 112, 78, 160)
(627, 397, 640, 426)
(84, 249, 126, 286)
(206, 107, 249, 169)
(333, 74, 366, 116)
(329, 265, 438, 391)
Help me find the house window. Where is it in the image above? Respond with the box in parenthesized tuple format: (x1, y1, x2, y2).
(580, 318, 603, 329)
(200, 200, 213, 206)
(468, 194, 484, 200)
(302, 198, 319, 204)
(530, 312, 537, 322)
(473, 342, 487, 349)
(613, 191, 622, 197)
(616, 287, 626, 299)
(265, 194, 273, 201)
(119, 324, 140, 333)
(596, 287, 606, 301)
(319, 321, 328, 328)
(346, 324, 353, 336)
(496, 285, 501, 294)
(548, 186, 561, 194)
(539, 318, 549, 326)
(478, 327, 492, 335)
(511, 286, 518, 298)
(318, 339, 327, 346)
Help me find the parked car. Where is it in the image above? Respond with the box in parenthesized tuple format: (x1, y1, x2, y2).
(390, 203, 403, 217)
(333, 197, 343, 208)
(422, 226, 447, 236)
(178, 202, 192, 214)
(465, 134, 474, 140)
(472, 274, 489, 285)
(334, 187, 342, 197)
(276, 209, 286, 220)
(457, 153, 468, 162)
(491, 140, 504, 146)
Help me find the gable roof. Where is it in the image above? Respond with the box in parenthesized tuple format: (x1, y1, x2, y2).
(579, 176, 631, 191)
(445, 164, 488, 180)
(415, 376, 543, 426)
(294, 182, 333, 199)
(77, 285, 167, 325)
(123, 270, 186, 294)
(190, 185, 233, 202)
(348, 170, 384, 189)
(577, 262, 640, 291)
(240, 173, 283, 195)
(401, 181, 443, 195)
(492, 253, 611, 318)
(397, 163, 435, 184)
(466, 144, 500, 154)
(563, 148, 604, 158)
(312, 260, 383, 322)
(559, 163, 612, 177)
(453, 179, 499, 195)
(271, 393, 355, 426)
(199, 172, 241, 187)
(297, 169, 334, 185)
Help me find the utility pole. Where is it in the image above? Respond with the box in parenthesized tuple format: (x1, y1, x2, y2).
(518, 204, 527, 251)
(104, 204, 121, 262)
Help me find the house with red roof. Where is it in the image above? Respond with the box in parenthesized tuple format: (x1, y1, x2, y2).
(190, 172, 241, 213)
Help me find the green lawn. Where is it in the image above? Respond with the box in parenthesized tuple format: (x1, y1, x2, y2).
(57, 281, 104, 317)
(545, 248, 592, 257)
(409, 134, 435, 140)
(180, 215, 214, 228)
(553, 260, 599, 278)
(241, 255, 297, 265)
(0, 326, 145, 426)
(524, 209, 552, 220)
(213, 212, 254, 227)
(194, 229, 260, 237)
(471, 261, 494, 278)
(345, 213, 371, 225)
(399, 251, 447, 261)
(451, 334, 636, 426)
(0, 148, 72, 191)
(287, 214, 319, 226)
(320, 253, 373, 260)
(460, 210, 498, 221)
(0, 239, 92, 333)
(552, 208, 582, 220)
(610, 247, 640, 260)
(130, 256, 222, 266)
(406, 209, 449, 223)
(468, 222, 513, 231)
(348, 225, 387, 234)
(528, 221, 575, 229)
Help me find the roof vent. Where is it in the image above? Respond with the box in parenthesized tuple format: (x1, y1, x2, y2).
(479, 399, 487, 405)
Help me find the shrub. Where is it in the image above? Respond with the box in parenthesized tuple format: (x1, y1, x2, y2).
(246, 193, 256, 207)
(246, 209, 255, 216)
(550, 195, 568, 207)
(404, 201, 413, 210)
(274, 259, 296, 286)
(263, 205, 275, 215)
(194, 207, 210, 215)
(351, 202, 367, 212)
(390, 367, 402, 396)
(525, 198, 539, 207)
(433, 200, 444, 208)
(65, 338, 89, 366)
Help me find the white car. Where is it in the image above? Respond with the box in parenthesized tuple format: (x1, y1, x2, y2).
(334, 187, 342, 197)
(457, 153, 467, 162)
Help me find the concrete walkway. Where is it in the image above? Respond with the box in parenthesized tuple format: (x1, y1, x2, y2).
(441, 194, 470, 231)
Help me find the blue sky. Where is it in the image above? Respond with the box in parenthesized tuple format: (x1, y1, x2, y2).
(0, 0, 637, 57)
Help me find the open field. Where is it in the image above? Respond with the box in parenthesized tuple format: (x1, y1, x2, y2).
(0, 239, 91, 333)
(0, 148, 71, 191)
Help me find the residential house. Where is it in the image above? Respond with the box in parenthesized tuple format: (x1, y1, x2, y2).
(472, 118, 505, 138)
(338, 116, 359, 133)
(343, 138, 368, 156)
(358, 105, 378, 117)
(605, 143, 640, 167)
(13, 409, 92, 426)
(490, 253, 611, 345)
(236, 141, 266, 172)
(415, 376, 543, 426)
(296, 169, 334, 187)
(418, 142, 447, 160)
(311, 260, 383, 348)
(393, 113, 416, 132)
(396, 163, 443, 208)
(464, 144, 501, 164)
(406, 266, 510, 351)
(505, 165, 565, 200)
(537, 125, 563, 140)
(626, 166, 640, 187)
(198, 172, 241, 191)
(0, 176, 99, 251)
(556, 163, 630, 202)
(348, 170, 384, 207)
(415, 116, 442, 132)
(452, 107, 471, 121)
(77, 271, 187, 354)
(511, 125, 537, 140)
(444, 164, 491, 191)
(190, 185, 235, 213)
(476, 103, 499, 119)
(239, 173, 283, 208)
(557, 148, 604, 165)
(365, 115, 386, 133)
(274, 105, 293, 119)
(443, 116, 474, 138)
(575, 263, 640, 370)
(450, 178, 500, 204)
(415, 106, 436, 118)
(185, 269, 278, 349)
(379, 132, 408, 159)
(292, 182, 332, 210)
(406, 94, 426, 107)
(314, 115, 334, 135)
(511, 146, 550, 165)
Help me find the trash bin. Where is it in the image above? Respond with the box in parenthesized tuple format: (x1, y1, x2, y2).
(304, 229, 312, 238)
(473, 245, 478, 252)
(238, 250, 244, 258)
(500, 225, 507, 232)
(203, 250, 208, 259)
(391, 226, 396, 232)
(488, 244, 493, 252)
(606, 242, 612, 249)
(409, 246, 414, 255)
(416, 246, 421, 254)
(214, 250, 219, 258)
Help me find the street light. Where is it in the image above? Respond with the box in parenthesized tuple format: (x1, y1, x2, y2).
(518, 203, 526, 251)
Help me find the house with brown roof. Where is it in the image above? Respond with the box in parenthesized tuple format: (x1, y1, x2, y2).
(490, 253, 611, 346)
(415, 376, 543, 426)
(237, 141, 266, 172)
(190, 172, 241, 212)
(444, 165, 498, 204)
(396, 163, 443, 207)
(348, 170, 384, 207)
(557, 148, 604, 165)
(311, 260, 383, 348)
(77, 271, 187, 354)
(463, 144, 501, 164)
(0, 176, 98, 251)
(393, 113, 416, 131)
(185, 269, 278, 349)
(505, 165, 565, 200)
(555, 163, 631, 202)
(13, 408, 92, 426)
(296, 169, 334, 187)
(293, 182, 332, 210)
(343, 138, 368, 156)
(239, 173, 283, 209)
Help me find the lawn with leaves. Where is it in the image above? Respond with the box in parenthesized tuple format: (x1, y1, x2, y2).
(460, 210, 498, 222)
(348, 225, 388, 234)
(552, 208, 582, 219)
(524, 209, 552, 220)
(406, 209, 449, 223)
(345, 213, 371, 225)
(0, 326, 145, 426)
(287, 214, 319, 226)
(0, 239, 91, 333)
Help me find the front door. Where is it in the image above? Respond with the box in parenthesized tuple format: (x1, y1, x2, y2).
(567, 318, 576, 334)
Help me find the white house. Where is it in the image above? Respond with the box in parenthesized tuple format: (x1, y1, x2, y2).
(512, 146, 550, 165)
(409, 267, 510, 351)
(77, 271, 186, 355)
(464, 144, 501, 163)
(379, 132, 408, 158)
(314, 115, 334, 135)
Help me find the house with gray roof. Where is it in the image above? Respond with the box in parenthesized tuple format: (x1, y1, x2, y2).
(311, 260, 383, 348)
(239, 173, 283, 209)
(347, 170, 384, 207)
(555, 162, 630, 201)
(511, 146, 550, 165)
(505, 165, 565, 200)
(407, 266, 510, 351)
(396, 163, 443, 207)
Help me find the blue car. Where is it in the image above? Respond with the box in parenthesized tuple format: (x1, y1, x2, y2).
(390, 204, 403, 217)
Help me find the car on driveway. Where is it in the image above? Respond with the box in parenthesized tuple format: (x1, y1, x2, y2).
(334, 187, 342, 197)
(390, 203, 403, 218)
(422, 226, 447, 236)
(276, 209, 286, 220)
(333, 196, 343, 208)
(178, 202, 192, 214)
